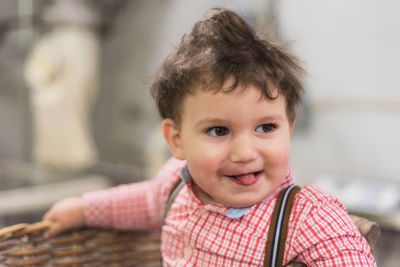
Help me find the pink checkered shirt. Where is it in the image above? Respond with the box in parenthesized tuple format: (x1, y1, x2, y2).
(84, 158, 376, 266)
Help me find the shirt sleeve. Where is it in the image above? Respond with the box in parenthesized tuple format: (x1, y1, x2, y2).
(289, 185, 377, 267)
(83, 157, 185, 231)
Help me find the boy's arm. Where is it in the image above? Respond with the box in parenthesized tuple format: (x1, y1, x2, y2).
(288, 185, 376, 267)
(83, 157, 185, 231)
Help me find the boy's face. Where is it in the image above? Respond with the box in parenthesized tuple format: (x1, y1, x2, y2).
(162, 82, 295, 208)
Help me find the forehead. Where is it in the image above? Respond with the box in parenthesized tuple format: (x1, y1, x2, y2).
(180, 84, 288, 124)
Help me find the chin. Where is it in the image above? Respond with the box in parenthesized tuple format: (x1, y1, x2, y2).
(224, 196, 262, 208)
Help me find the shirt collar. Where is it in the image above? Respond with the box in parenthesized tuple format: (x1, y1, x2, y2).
(179, 165, 295, 219)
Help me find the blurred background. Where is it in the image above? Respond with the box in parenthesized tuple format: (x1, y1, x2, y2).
(0, 0, 399, 266)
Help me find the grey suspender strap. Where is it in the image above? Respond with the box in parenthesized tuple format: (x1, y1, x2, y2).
(264, 184, 301, 267)
(161, 179, 185, 225)
(160, 179, 185, 266)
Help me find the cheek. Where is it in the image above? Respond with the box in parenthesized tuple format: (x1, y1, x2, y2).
(264, 141, 291, 167)
(180, 132, 225, 176)
(189, 149, 222, 171)
(185, 147, 226, 183)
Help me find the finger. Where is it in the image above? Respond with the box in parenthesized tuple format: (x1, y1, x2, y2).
(44, 223, 62, 238)
(43, 206, 59, 221)
(43, 210, 52, 221)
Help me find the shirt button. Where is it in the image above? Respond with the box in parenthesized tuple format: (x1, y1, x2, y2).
(199, 207, 208, 215)
(184, 247, 193, 258)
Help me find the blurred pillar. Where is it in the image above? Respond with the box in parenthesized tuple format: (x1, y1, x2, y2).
(24, 0, 100, 174)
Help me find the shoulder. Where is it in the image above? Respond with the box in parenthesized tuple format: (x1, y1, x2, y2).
(290, 184, 358, 242)
(154, 157, 186, 182)
(292, 184, 347, 216)
(152, 157, 186, 197)
(296, 184, 341, 204)
(293, 184, 351, 225)
(285, 185, 376, 265)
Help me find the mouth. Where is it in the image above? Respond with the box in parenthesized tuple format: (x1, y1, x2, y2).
(226, 171, 263, 186)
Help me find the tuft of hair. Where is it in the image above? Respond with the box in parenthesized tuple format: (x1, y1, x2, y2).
(151, 8, 305, 125)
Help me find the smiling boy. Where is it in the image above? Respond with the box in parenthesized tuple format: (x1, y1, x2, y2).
(163, 83, 293, 208)
(44, 8, 376, 266)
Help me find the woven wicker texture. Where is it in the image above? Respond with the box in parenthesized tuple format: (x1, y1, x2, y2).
(0, 215, 379, 266)
(0, 221, 161, 266)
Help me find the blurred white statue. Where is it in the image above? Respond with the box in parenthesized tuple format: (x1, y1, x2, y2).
(25, 0, 100, 173)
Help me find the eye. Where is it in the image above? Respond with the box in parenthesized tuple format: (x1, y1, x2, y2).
(255, 123, 277, 133)
(206, 126, 229, 136)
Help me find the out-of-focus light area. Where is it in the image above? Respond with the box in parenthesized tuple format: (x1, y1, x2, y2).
(0, 0, 399, 265)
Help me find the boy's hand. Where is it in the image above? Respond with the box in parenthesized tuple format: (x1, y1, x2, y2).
(43, 197, 86, 238)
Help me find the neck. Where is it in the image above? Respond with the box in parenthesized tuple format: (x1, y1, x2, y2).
(192, 182, 219, 205)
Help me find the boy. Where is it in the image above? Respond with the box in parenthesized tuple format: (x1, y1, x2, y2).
(44, 8, 376, 266)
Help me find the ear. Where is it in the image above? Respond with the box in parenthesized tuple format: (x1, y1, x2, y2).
(161, 119, 185, 160)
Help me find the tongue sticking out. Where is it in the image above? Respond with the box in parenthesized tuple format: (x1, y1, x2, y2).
(233, 173, 258, 185)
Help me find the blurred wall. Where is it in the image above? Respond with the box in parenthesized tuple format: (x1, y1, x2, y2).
(279, 0, 400, 183)
(0, 0, 36, 161)
(93, 0, 272, 175)
(92, 0, 169, 167)
(1, 0, 399, 183)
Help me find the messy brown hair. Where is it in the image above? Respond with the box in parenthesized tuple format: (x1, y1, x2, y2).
(151, 8, 305, 125)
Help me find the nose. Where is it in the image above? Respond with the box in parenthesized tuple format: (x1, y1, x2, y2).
(229, 134, 258, 163)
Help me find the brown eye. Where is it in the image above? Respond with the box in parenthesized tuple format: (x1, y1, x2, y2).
(207, 127, 229, 136)
(255, 124, 277, 133)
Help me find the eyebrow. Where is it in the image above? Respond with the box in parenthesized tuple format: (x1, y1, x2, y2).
(256, 115, 284, 123)
(195, 114, 284, 127)
(195, 118, 227, 127)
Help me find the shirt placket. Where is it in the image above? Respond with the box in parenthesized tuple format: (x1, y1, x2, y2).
(181, 186, 230, 265)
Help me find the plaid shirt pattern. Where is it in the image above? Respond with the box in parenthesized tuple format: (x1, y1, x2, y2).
(84, 158, 376, 266)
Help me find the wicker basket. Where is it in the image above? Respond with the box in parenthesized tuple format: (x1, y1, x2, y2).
(0, 221, 161, 266)
(0, 216, 379, 266)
